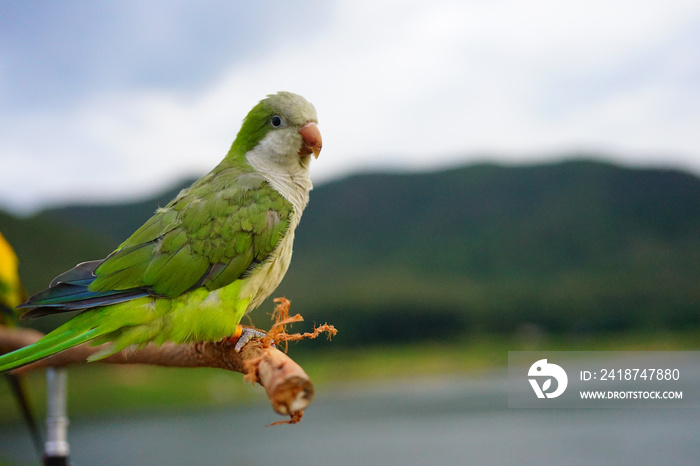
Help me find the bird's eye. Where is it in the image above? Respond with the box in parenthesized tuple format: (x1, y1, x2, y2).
(270, 115, 285, 128)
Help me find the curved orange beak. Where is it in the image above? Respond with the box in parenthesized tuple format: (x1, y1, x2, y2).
(298, 122, 322, 158)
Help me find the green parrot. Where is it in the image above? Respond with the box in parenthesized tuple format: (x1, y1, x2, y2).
(0, 232, 43, 454)
(0, 91, 322, 372)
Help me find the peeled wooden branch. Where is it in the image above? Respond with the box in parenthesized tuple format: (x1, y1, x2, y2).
(0, 298, 336, 423)
(0, 325, 314, 420)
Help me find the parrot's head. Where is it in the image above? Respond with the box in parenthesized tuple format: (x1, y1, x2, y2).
(232, 92, 322, 173)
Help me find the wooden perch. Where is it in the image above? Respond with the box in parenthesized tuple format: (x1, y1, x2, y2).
(0, 299, 337, 424)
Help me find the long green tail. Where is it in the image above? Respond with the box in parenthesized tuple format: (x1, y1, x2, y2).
(0, 317, 107, 373)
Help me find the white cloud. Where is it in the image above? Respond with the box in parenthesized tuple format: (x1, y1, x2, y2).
(1, 0, 699, 213)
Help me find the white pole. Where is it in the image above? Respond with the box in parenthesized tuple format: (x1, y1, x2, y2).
(44, 367, 69, 463)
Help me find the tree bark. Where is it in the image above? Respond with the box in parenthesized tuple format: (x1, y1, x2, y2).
(0, 326, 313, 419)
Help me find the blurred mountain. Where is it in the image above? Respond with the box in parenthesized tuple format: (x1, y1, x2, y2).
(0, 210, 111, 294)
(282, 159, 700, 343)
(34, 179, 194, 245)
(2, 159, 699, 343)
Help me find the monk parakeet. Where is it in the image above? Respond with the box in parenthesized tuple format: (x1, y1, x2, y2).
(0, 92, 322, 372)
(0, 232, 43, 454)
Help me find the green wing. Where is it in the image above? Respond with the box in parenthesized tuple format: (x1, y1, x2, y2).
(89, 168, 293, 298)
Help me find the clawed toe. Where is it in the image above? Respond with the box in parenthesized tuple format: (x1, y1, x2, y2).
(231, 326, 272, 352)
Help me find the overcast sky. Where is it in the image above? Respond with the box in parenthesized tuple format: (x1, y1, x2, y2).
(1, 0, 699, 213)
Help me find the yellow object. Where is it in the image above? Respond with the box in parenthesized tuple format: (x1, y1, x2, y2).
(0, 232, 23, 310)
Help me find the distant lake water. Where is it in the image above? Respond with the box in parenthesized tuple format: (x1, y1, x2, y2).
(1, 370, 699, 465)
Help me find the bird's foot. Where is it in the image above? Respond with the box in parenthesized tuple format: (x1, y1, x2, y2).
(230, 325, 271, 352)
